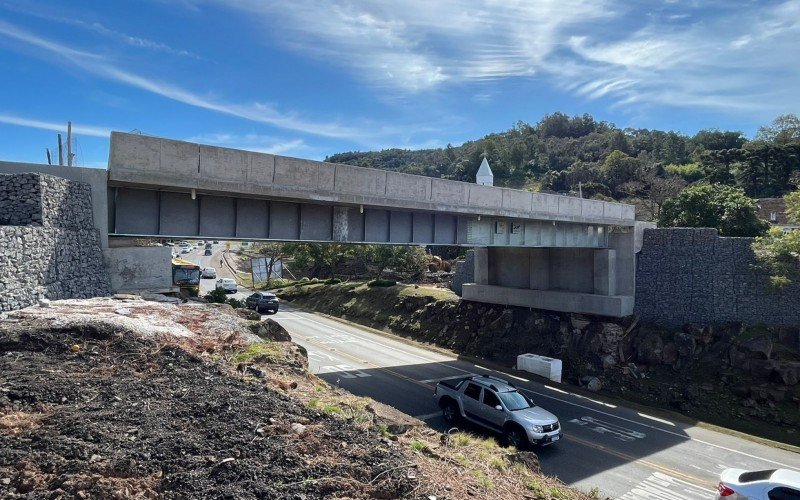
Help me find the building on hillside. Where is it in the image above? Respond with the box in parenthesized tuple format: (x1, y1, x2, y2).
(756, 198, 799, 232)
(476, 157, 493, 186)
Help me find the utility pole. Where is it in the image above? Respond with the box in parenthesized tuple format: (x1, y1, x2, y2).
(46, 148, 52, 165)
(57, 134, 64, 166)
(67, 121, 73, 167)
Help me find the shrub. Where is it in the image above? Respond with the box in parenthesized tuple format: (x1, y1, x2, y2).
(367, 279, 397, 287)
(227, 297, 244, 308)
(204, 288, 228, 304)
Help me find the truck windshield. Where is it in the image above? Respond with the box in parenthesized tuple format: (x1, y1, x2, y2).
(498, 391, 532, 411)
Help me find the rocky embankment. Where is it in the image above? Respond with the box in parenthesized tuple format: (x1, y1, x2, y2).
(0, 296, 592, 499)
(277, 282, 800, 446)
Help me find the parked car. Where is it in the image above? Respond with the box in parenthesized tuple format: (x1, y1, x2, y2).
(717, 469, 800, 499)
(204, 248, 213, 256)
(245, 292, 280, 313)
(212, 240, 220, 244)
(434, 375, 562, 449)
(201, 267, 217, 279)
(215, 278, 237, 293)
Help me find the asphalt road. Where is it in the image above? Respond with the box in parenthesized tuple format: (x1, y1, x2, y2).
(180, 243, 254, 300)
(266, 303, 800, 500)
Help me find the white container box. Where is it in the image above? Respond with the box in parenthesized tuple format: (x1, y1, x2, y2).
(517, 353, 562, 383)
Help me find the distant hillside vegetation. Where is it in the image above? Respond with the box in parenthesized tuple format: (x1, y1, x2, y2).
(327, 113, 800, 221)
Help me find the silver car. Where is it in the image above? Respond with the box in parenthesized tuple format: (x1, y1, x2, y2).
(215, 278, 237, 293)
(717, 468, 800, 499)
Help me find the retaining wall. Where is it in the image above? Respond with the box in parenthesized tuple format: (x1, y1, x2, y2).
(635, 228, 800, 326)
(0, 173, 111, 311)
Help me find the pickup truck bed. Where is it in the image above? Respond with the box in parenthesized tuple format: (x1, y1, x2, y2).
(438, 378, 466, 390)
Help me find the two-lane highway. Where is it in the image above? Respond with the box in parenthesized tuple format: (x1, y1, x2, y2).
(269, 304, 800, 499)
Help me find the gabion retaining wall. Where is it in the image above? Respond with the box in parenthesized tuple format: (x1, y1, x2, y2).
(0, 173, 111, 311)
(635, 228, 800, 326)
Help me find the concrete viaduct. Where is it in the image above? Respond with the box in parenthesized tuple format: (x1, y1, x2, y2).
(1, 131, 642, 317)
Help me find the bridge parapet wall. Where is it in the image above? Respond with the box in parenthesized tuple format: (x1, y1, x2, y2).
(108, 132, 635, 227)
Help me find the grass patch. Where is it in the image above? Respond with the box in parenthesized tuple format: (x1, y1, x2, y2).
(231, 342, 283, 365)
(471, 470, 494, 490)
(408, 439, 430, 452)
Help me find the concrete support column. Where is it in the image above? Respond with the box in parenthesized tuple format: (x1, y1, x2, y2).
(332, 206, 349, 242)
(529, 248, 550, 290)
(473, 247, 489, 285)
(593, 249, 617, 296)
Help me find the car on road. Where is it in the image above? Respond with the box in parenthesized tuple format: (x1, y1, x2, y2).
(201, 267, 217, 279)
(205, 243, 212, 249)
(434, 375, 562, 449)
(180, 247, 191, 254)
(215, 278, 237, 293)
(204, 248, 212, 256)
(245, 292, 280, 313)
(212, 240, 219, 244)
(717, 468, 800, 499)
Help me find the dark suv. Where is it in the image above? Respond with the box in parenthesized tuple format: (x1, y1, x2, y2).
(245, 292, 279, 314)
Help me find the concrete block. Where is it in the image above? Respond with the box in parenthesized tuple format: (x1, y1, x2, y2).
(462, 284, 634, 317)
(431, 178, 468, 205)
(386, 171, 430, 200)
(199, 195, 236, 237)
(199, 145, 248, 181)
(502, 189, 531, 212)
(558, 197, 581, 217)
(593, 249, 616, 296)
(160, 137, 200, 177)
(468, 184, 502, 209)
(248, 152, 275, 184)
(582, 199, 605, 219)
(103, 246, 172, 292)
(274, 156, 319, 189)
(532, 193, 559, 215)
(108, 132, 161, 173)
(603, 203, 622, 219)
(473, 247, 489, 285)
(334, 164, 386, 196)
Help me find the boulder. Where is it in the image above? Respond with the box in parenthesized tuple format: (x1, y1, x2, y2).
(661, 343, 678, 365)
(236, 308, 262, 321)
(600, 354, 618, 370)
(597, 323, 625, 355)
(740, 336, 773, 360)
(637, 332, 664, 365)
(586, 377, 603, 392)
(774, 361, 800, 386)
(748, 359, 778, 380)
(674, 332, 696, 358)
(249, 319, 292, 342)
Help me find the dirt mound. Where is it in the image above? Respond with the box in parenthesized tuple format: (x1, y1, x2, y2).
(0, 323, 417, 499)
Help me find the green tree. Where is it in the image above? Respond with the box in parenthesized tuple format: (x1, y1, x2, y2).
(601, 150, 640, 190)
(658, 183, 768, 237)
(755, 114, 800, 145)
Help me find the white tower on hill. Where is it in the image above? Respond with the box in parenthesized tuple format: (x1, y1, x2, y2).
(476, 156, 494, 186)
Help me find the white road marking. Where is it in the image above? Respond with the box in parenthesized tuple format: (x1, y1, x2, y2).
(283, 309, 799, 470)
(319, 364, 370, 378)
(619, 472, 714, 500)
(569, 416, 646, 442)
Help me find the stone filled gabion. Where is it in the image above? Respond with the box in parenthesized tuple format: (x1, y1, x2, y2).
(0, 173, 111, 311)
(635, 227, 800, 326)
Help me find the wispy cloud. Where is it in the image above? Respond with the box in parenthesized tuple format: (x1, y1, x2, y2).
(0, 19, 374, 140)
(191, 0, 612, 92)
(0, 114, 112, 137)
(0, 3, 203, 59)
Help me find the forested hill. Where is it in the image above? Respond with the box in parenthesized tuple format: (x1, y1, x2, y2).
(326, 113, 800, 221)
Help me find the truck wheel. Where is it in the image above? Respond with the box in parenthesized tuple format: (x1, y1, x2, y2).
(504, 426, 527, 449)
(442, 401, 459, 424)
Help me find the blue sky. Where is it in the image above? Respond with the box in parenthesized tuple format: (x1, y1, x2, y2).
(0, 0, 798, 167)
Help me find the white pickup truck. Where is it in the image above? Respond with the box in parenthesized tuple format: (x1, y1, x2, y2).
(433, 375, 562, 448)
